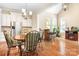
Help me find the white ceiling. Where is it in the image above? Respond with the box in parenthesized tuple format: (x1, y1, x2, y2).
(45, 4, 63, 14)
(0, 3, 56, 14)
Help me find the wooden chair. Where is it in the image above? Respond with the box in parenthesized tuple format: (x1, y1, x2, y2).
(3, 31, 19, 56)
(39, 30, 44, 42)
(22, 30, 40, 56)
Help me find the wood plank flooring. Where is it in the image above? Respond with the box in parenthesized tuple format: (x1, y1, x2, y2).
(38, 38, 79, 56)
(0, 37, 79, 56)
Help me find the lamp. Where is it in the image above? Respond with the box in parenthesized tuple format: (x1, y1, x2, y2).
(22, 8, 32, 19)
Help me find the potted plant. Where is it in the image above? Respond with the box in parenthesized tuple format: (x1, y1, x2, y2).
(56, 26, 60, 37)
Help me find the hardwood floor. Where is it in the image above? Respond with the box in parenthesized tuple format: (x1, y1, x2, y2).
(38, 38, 78, 56)
(0, 37, 79, 56)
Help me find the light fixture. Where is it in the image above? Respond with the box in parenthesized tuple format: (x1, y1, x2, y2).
(63, 4, 67, 11)
(21, 8, 32, 19)
(29, 11, 32, 15)
(22, 8, 26, 13)
(23, 12, 27, 16)
(63, 3, 70, 11)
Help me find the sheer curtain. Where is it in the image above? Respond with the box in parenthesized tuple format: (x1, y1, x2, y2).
(60, 17, 66, 38)
(0, 13, 1, 32)
(0, 9, 5, 41)
(50, 15, 57, 32)
(46, 15, 57, 32)
(60, 17, 66, 33)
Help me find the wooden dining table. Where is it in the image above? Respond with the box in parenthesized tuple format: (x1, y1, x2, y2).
(14, 34, 25, 56)
(14, 35, 25, 41)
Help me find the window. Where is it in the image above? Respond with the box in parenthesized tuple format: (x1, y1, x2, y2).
(45, 15, 57, 32)
(60, 17, 66, 32)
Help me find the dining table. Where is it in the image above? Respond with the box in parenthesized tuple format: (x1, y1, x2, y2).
(14, 34, 25, 56)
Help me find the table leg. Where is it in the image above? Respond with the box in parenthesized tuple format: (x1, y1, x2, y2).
(18, 45, 22, 56)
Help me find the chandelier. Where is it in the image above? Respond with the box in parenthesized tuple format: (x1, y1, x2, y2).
(22, 8, 32, 19)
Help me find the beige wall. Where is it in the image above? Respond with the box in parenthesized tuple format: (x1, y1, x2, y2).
(31, 13, 38, 30)
(58, 4, 79, 38)
(58, 4, 79, 28)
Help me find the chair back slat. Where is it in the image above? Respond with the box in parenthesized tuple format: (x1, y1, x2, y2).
(24, 30, 40, 52)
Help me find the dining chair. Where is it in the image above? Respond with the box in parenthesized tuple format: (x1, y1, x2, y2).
(39, 29, 44, 42)
(22, 30, 40, 56)
(3, 31, 19, 56)
(38, 30, 44, 49)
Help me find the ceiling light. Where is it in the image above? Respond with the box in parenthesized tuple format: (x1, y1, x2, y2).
(23, 12, 26, 16)
(63, 4, 68, 11)
(63, 5, 67, 9)
(29, 11, 32, 15)
(21, 8, 32, 19)
(22, 8, 26, 13)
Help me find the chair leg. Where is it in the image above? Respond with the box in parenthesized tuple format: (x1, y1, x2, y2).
(22, 52, 28, 56)
(35, 52, 38, 56)
(32, 51, 38, 56)
(7, 48, 10, 56)
(27, 52, 29, 56)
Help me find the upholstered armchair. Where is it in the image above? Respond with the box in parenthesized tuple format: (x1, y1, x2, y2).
(22, 30, 40, 56)
(3, 31, 19, 56)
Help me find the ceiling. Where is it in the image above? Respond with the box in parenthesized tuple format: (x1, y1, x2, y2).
(45, 4, 63, 14)
(0, 3, 56, 14)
